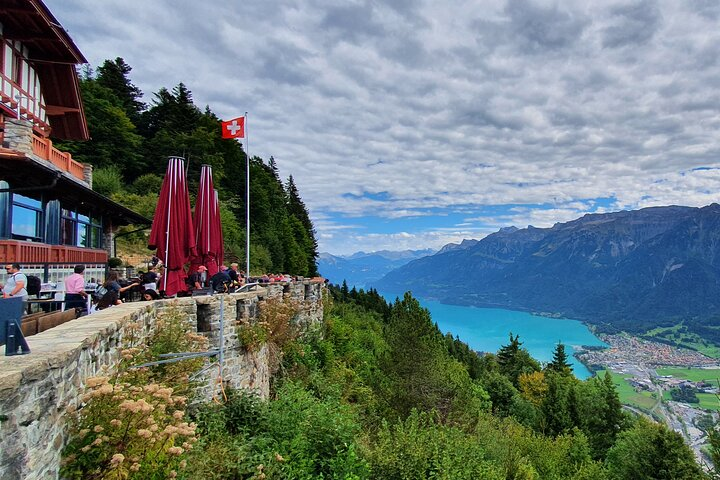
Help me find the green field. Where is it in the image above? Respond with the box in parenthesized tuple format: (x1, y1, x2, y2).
(656, 367, 720, 383)
(596, 370, 656, 410)
(661, 390, 720, 411)
(643, 325, 720, 358)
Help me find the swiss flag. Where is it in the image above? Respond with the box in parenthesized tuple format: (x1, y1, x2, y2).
(222, 117, 245, 139)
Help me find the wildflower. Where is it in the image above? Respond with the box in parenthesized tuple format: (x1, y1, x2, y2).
(110, 454, 125, 465)
(168, 446, 184, 455)
(92, 437, 103, 446)
(275, 453, 285, 462)
(168, 471, 177, 479)
(130, 463, 141, 472)
(81, 446, 91, 453)
(93, 425, 104, 433)
(179, 460, 187, 469)
(110, 419, 122, 427)
(137, 429, 152, 439)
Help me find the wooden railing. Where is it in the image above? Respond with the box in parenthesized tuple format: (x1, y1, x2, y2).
(0, 240, 107, 264)
(30, 136, 85, 181)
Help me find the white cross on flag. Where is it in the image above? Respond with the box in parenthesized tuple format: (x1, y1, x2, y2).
(221, 116, 245, 139)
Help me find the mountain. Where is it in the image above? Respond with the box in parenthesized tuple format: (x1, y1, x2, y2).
(375, 204, 720, 336)
(319, 249, 435, 288)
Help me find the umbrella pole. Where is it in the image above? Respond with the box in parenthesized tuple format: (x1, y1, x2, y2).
(163, 158, 175, 293)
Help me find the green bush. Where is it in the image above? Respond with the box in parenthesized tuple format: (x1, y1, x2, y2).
(93, 165, 124, 196)
(365, 410, 503, 480)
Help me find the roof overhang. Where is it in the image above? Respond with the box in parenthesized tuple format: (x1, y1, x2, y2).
(0, 151, 151, 226)
(0, 0, 89, 140)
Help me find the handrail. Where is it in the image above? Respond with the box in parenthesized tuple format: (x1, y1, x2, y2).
(30, 136, 85, 181)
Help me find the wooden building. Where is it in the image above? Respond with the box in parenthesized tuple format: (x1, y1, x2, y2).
(0, 0, 149, 284)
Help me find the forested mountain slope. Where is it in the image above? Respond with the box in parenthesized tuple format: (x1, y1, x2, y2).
(376, 204, 720, 335)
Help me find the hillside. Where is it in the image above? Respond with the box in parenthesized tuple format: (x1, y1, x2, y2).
(375, 204, 720, 336)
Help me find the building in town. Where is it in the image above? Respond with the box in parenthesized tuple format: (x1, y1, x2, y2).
(0, 0, 149, 284)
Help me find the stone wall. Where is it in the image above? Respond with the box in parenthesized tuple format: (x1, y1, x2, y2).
(0, 281, 324, 480)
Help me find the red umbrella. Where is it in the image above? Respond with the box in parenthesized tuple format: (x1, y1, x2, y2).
(193, 164, 224, 276)
(148, 156, 196, 296)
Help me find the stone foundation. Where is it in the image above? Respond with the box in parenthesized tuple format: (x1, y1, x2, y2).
(0, 281, 324, 479)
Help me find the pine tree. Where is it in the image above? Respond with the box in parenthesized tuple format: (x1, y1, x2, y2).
(96, 57, 145, 123)
(546, 342, 573, 376)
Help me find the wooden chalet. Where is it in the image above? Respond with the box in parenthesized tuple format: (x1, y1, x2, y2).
(0, 0, 149, 284)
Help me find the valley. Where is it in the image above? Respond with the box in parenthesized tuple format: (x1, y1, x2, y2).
(580, 335, 720, 466)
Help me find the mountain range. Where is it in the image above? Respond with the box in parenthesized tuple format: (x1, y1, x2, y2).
(318, 249, 435, 289)
(374, 204, 720, 336)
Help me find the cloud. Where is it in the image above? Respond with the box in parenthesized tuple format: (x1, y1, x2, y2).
(44, 0, 720, 254)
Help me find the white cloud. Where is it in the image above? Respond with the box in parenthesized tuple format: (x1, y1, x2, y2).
(45, 0, 720, 254)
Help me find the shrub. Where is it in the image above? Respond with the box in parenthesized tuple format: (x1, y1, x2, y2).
(61, 377, 197, 479)
(365, 410, 503, 480)
(107, 257, 123, 269)
(237, 296, 302, 374)
(93, 165, 123, 196)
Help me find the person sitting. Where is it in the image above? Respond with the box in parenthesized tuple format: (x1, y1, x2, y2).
(96, 272, 139, 310)
(187, 265, 208, 291)
(142, 289, 160, 301)
(64, 264, 88, 315)
(210, 269, 232, 293)
(142, 266, 159, 291)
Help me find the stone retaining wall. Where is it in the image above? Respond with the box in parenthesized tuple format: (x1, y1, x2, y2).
(0, 281, 324, 480)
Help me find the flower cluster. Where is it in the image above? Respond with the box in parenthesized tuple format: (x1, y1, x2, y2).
(62, 377, 197, 479)
(62, 305, 206, 479)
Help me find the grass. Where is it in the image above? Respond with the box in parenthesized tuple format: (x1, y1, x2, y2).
(661, 390, 720, 411)
(643, 325, 720, 358)
(655, 367, 720, 383)
(596, 370, 656, 410)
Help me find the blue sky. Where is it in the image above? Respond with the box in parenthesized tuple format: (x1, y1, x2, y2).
(46, 0, 720, 255)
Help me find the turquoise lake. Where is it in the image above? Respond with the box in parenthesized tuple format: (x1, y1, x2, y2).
(381, 293, 607, 379)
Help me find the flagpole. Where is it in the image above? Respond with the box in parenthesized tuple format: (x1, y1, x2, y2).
(245, 112, 250, 280)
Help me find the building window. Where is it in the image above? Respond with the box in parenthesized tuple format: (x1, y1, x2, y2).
(11, 193, 42, 240)
(61, 208, 102, 248)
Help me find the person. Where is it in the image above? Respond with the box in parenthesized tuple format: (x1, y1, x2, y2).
(228, 263, 240, 285)
(142, 265, 159, 291)
(96, 272, 139, 310)
(64, 264, 88, 314)
(187, 265, 207, 291)
(210, 268, 232, 293)
(2, 263, 28, 301)
(142, 289, 159, 301)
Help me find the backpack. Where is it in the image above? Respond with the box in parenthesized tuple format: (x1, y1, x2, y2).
(26, 275, 41, 296)
(94, 284, 108, 299)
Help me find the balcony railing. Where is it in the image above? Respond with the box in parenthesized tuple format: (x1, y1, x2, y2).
(31, 135, 85, 181)
(0, 240, 108, 264)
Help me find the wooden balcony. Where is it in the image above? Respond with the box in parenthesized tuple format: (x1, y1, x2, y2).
(0, 240, 107, 264)
(31, 135, 85, 181)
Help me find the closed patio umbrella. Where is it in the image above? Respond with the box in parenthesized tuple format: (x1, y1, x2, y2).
(193, 164, 224, 276)
(148, 156, 196, 296)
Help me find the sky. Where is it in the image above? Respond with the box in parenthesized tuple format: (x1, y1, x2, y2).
(45, 0, 720, 255)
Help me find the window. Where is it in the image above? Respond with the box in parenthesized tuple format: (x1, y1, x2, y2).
(61, 208, 102, 248)
(11, 193, 42, 240)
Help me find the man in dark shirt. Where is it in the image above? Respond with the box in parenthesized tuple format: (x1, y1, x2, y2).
(210, 269, 232, 293)
(228, 262, 240, 284)
(187, 265, 207, 291)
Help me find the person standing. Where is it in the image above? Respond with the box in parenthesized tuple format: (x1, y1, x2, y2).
(2, 263, 28, 301)
(64, 264, 88, 315)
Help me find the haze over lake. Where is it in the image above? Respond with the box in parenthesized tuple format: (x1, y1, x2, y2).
(381, 292, 607, 379)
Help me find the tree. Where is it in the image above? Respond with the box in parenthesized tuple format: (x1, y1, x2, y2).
(286, 175, 319, 276)
(496, 333, 541, 386)
(546, 342, 573, 376)
(96, 57, 145, 123)
(605, 418, 703, 479)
